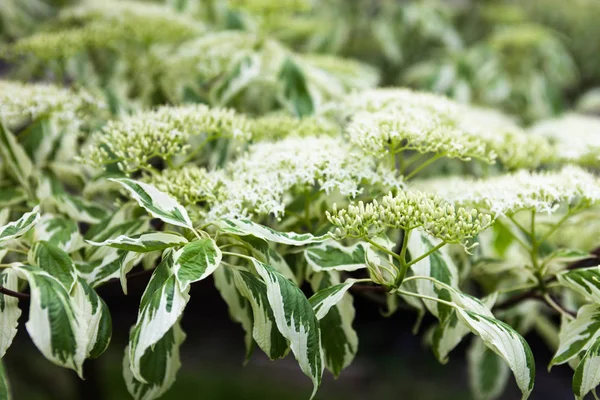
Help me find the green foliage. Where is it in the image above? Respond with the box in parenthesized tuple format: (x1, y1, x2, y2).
(2, 1, 600, 400)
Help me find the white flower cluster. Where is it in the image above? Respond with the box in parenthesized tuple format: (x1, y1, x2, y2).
(458, 107, 555, 169)
(0, 80, 104, 128)
(208, 136, 402, 219)
(530, 113, 600, 166)
(327, 191, 492, 244)
(417, 166, 600, 216)
(9, 1, 203, 60)
(248, 113, 339, 141)
(341, 88, 555, 168)
(145, 166, 219, 207)
(84, 104, 250, 172)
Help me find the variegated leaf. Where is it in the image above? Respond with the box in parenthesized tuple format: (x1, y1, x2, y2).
(28, 241, 78, 292)
(77, 249, 143, 290)
(240, 236, 297, 283)
(468, 337, 510, 400)
(232, 269, 289, 360)
(172, 238, 222, 291)
(219, 219, 328, 246)
(34, 215, 83, 253)
(310, 272, 358, 377)
(71, 277, 112, 359)
(400, 277, 533, 399)
(407, 229, 459, 322)
(124, 323, 186, 400)
(110, 179, 193, 230)
(432, 294, 497, 364)
(55, 194, 108, 224)
(0, 121, 33, 189)
(85, 217, 149, 261)
(457, 310, 535, 399)
(88, 232, 188, 253)
(252, 259, 323, 398)
(558, 266, 600, 303)
(0, 207, 40, 245)
(213, 267, 255, 359)
(129, 253, 190, 383)
(573, 337, 600, 400)
(0, 269, 21, 358)
(305, 241, 367, 272)
(12, 265, 86, 377)
(550, 304, 600, 368)
(309, 279, 356, 320)
(0, 360, 11, 400)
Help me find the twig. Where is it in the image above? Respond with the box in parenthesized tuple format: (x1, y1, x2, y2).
(0, 286, 30, 300)
(350, 284, 387, 293)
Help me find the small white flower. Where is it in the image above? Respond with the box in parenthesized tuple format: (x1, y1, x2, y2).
(416, 166, 600, 216)
(208, 136, 402, 219)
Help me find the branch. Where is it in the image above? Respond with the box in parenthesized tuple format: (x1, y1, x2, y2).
(494, 245, 600, 312)
(0, 286, 30, 300)
(350, 284, 387, 293)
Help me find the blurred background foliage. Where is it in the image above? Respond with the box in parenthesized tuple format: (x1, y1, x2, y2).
(2, 0, 600, 121)
(1, 0, 599, 399)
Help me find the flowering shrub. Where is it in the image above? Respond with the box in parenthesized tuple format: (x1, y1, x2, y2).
(2, 2, 600, 400)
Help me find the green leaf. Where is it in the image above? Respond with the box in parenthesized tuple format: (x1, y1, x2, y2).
(310, 272, 358, 377)
(252, 259, 323, 398)
(279, 57, 314, 117)
(88, 232, 188, 253)
(305, 241, 367, 272)
(0, 207, 40, 245)
(558, 266, 600, 303)
(0, 121, 33, 189)
(550, 304, 600, 368)
(408, 229, 459, 322)
(232, 269, 289, 360)
(573, 337, 600, 400)
(110, 179, 193, 230)
(172, 239, 222, 291)
(0, 269, 21, 358)
(12, 265, 86, 377)
(467, 337, 510, 400)
(34, 215, 83, 253)
(219, 219, 328, 246)
(129, 253, 190, 383)
(457, 310, 535, 400)
(71, 277, 112, 359)
(0, 360, 11, 400)
(28, 241, 78, 292)
(0, 187, 26, 208)
(124, 322, 186, 400)
(213, 267, 255, 360)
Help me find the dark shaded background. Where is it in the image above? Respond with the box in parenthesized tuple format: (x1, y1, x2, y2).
(3, 274, 575, 400)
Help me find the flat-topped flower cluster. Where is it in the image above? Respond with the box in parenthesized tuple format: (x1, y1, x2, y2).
(208, 136, 401, 219)
(8, 1, 203, 59)
(327, 191, 492, 244)
(416, 165, 600, 216)
(83, 104, 250, 173)
(0, 80, 104, 128)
